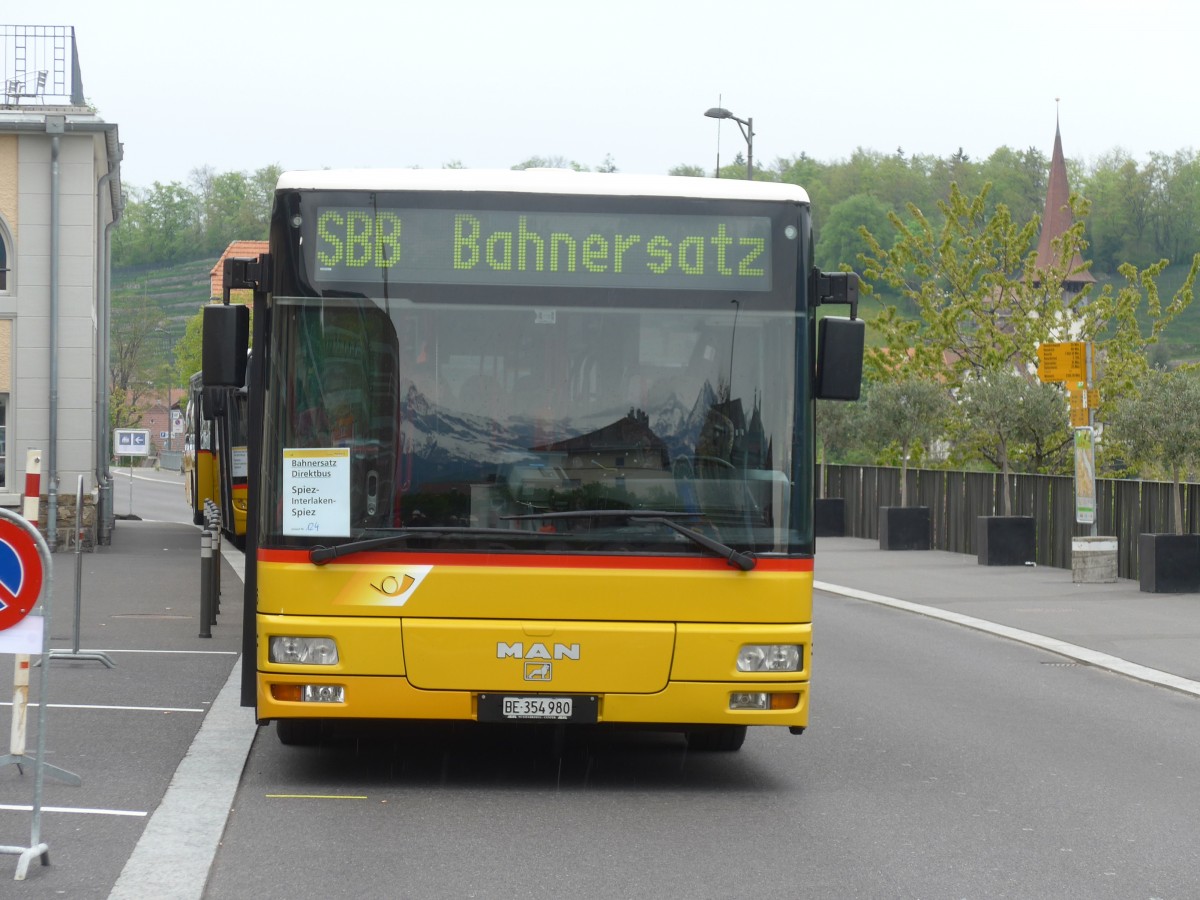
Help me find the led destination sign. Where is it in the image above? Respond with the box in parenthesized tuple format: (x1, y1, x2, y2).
(314, 208, 772, 291)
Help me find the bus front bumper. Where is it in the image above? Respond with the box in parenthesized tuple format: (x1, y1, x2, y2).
(258, 674, 808, 730)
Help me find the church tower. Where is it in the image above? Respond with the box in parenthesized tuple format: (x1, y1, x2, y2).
(1033, 109, 1095, 293)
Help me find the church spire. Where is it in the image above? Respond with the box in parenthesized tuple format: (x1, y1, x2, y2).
(1034, 102, 1095, 287)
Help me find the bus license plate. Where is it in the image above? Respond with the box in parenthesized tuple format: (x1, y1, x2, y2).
(503, 696, 572, 720)
(478, 694, 598, 723)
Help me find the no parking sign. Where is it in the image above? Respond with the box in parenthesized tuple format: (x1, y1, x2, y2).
(0, 514, 45, 652)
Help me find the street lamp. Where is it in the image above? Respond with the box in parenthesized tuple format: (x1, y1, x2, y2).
(705, 107, 754, 180)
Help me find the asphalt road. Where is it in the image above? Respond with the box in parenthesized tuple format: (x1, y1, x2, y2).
(199, 590, 1200, 899)
(109, 467, 191, 526)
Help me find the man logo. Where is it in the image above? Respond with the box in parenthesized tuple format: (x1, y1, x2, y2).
(525, 662, 552, 681)
(496, 642, 580, 660)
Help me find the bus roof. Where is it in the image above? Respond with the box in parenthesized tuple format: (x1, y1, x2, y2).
(275, 168, 810, 205)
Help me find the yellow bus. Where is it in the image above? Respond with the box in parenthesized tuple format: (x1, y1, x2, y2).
(184, 367, 249, 548)
(204, 169, 862, 749)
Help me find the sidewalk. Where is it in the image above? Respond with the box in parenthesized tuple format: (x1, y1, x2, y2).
(0, 519, 253, 896)
(815, 536, 1200, 695)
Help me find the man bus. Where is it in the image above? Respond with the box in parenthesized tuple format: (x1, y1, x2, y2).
(184, 367, 249, 548)
(204, 168, 862, 749)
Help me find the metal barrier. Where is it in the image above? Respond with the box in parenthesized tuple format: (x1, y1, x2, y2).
(199, 500, 223, 639)
(45, 476, 114, 667)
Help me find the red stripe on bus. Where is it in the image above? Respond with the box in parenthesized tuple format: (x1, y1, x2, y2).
(256, 548, 813, 572)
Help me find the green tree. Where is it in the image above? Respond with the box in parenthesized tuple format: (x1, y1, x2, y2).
(815, 193, 892, 272)
(979, 145, 1048, 227)
(1146, 150, 1200, 265)
(1081, 151, 1154, 271)
(955, 369, 1070, 513)
(1086, 255, 1200, 417)
(861, 377, 951, 506)
(511, 155, 587, 171)
(175, 310, 204, 385)
(816, 396, 865, 462)
(859, 183, 1048, 388)
(109, 288, 167, 429)
(1105, 367, 1200, 534)
(190, 165, 277, 254)
(111, 180, 202, 267)
(859, 182, 1200, 453)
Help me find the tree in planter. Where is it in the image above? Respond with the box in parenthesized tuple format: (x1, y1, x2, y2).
(862, 376, 952, 506)
(1105, 367, 1200, 535)
(955, 369, 1071, 515)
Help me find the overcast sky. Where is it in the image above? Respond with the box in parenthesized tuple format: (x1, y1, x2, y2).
(31, 0, 1200, 190)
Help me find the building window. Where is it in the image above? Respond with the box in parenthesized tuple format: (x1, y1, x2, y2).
(0, 231, 8, 292)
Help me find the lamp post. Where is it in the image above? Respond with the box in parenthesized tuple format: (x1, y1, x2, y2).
(704, 107, 754, 180)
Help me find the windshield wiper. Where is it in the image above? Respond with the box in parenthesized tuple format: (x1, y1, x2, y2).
(501, 510, 757, 571)
(309, 526, 523, 565)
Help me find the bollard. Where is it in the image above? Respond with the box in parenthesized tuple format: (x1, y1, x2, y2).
(199, 529, 213, 638)
(202, 500, 224, 623)
(210, 524, 221, 625)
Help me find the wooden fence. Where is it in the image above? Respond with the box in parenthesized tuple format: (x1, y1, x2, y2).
(820, 465, 1200, 581)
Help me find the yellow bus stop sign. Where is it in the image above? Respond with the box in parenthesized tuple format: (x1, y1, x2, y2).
(1038, 342, 1089, 383)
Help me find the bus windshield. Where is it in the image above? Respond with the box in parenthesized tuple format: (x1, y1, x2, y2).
(262, 296, 804, 554)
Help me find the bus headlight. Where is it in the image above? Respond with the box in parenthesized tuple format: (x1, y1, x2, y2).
(730, 692, 799, 710)
(736, 644, 802, 672)
(270, 636, 339, 665)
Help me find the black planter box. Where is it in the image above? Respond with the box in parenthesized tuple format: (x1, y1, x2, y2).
(879, 506, 930, 551)
(976, 516, 1036, 566)
(815, 498, 846, 537)
(1138, 533, 1200, 593)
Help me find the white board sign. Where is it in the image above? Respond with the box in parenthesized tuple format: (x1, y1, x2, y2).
(0, 615, 44, 654)
(113, 428, 152, 457)
(282, 448, 351, 536)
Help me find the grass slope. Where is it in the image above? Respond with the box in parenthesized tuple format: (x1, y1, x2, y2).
(113, 257, 218, 342)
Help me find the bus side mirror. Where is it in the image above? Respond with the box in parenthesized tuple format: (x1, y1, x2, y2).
(203, 304, 249, 388)
(815, 316, 864, 401)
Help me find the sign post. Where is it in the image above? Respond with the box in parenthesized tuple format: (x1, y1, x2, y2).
(113, 428, 151, 515)
(0, 508, 80, 880)
(1038, 341, 1099, 533)
(1073, 427, 1097, 525)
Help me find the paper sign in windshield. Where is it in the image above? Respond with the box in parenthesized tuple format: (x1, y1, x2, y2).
(283, 448, 351, 536)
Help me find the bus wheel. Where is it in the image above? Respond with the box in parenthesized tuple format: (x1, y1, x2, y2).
(276, 718, 323, 746)
(685, 725, 747, 752)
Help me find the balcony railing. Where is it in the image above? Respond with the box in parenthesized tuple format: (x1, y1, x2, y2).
(1, 24, 86, 108)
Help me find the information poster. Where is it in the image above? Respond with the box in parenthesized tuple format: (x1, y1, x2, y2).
(232, 446, 249, 479)
(282, 448, 351, 536)
(1074, 427, 1096, 525)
